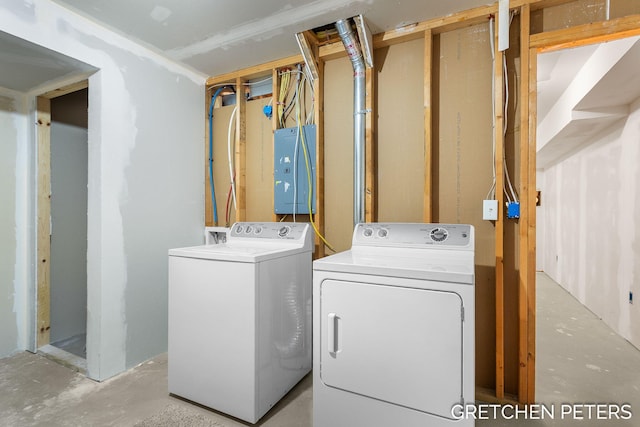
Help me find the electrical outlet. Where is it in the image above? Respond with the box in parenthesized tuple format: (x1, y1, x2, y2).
(483, 200, 498, 220)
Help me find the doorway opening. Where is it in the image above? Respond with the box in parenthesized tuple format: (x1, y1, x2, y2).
(36, 82, 89, 373)
(535, 33, 640, 403)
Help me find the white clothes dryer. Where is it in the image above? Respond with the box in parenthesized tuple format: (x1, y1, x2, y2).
(168, 222, 312, 424)
(313, 223, 475, 427)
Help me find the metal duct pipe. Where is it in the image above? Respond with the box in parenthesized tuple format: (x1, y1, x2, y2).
(335, 19, 366, 225)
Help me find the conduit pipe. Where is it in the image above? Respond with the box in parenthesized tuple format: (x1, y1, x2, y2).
(335, 19, 366, 225)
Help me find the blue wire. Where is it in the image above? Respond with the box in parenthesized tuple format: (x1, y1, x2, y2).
(209, 86, 230, 225)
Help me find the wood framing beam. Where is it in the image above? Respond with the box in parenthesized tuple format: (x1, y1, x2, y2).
(494, 26, 506, 401)
(207, 55, 302, 86)
(36, 96, 51, 348)
(315, 59, 326, 257)
(530, 13, 640, 51)
(205, 89, 213, 226)
(235, 77, 247, 221)
(527, 45, 539, 406)
(365, 67, 376, 223)
(423, 29, 433, 223)
(41, 80, 88, 99)
(518, 3, 532, 404)
(271, 68, 280, 223)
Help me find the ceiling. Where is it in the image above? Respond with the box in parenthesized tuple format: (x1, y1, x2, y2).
(537, 36, 640, 169)
(0, 30, 95, 92)
(48, 0, 490, 77)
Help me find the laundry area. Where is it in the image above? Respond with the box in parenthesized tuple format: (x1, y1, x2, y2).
(1, 0, 640, 426)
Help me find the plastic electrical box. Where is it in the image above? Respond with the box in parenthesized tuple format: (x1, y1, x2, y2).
(274, 125, 316, 214)
(483, 200, 498, 221)
(507, 202, 520, 219)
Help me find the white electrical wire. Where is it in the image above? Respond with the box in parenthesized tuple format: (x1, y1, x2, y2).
(227, 106, 238, 211)
(487, 17, 497, 201)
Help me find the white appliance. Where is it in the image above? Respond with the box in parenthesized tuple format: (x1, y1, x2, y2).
(313, 223, 475, 427)
(168, 222, 313, 424)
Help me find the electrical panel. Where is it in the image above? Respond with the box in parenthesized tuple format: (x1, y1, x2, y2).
(274, 125, 316, 214)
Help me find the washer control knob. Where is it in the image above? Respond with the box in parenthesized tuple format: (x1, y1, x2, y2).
(235, 225, 244, 234)
(363, 228, 373, 237)
(245, 225, 253, 234)
(378, 229, 388, 238)
(278, 226, 290, 237)
(254, 226, 262, 234)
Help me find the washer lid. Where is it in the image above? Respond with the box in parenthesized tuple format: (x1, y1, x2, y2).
(313, 248, 474, 284)
(169, 241, 308, 263)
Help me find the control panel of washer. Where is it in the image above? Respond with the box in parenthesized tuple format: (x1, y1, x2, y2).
(229, 222, 309, 242)
(353, 223, 473, 248)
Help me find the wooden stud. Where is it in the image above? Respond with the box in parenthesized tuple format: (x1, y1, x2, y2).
(235, 77, 247, 222)
(365, 67, 376, 223)
(423, 29, 433, 223)
(271, 68, 280, 223)
(315, 59, 326, 257)
(531, 13, 640, 52)
(527, 45, 539, 405)
(494, 21, 505, 401)
(36, 96, 51, 348)
(518, 3, 531, 404)
(204, 88, 214, 226)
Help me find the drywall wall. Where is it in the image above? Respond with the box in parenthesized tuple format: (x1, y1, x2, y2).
(540, 97, 640, 351)
(0, 90, 25, 358)
(50, 119, 88, 344)
(0, 0, 205, 379)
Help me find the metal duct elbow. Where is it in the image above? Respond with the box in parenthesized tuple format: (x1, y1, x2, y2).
(335, 19, 366, 226)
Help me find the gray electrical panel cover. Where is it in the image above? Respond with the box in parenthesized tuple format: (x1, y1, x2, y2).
(274, 125, 316, 214)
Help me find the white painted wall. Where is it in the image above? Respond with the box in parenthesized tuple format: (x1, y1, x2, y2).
(0, 0, 205, 380)
(0, 90, 28, 357)
(540, 97, 640, 351)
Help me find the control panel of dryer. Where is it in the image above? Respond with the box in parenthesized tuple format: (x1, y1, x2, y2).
(353, 223, 473, 249)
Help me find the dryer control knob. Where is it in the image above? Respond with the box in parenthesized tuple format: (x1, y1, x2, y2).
(378, 229, 388, 238)
(363, 228, 373, 237)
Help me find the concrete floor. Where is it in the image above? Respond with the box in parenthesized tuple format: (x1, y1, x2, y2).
(1, 272, 639, 426)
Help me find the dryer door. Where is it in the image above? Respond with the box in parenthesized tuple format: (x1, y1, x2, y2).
(319, 279, 464, 419)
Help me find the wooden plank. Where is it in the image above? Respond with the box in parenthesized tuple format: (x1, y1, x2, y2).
(315, 59, 326, 257)
(41, 80, 88, 99)
(365, 67, 376, 223)
(296, 31, 320, 81)
(205, 88, 213, 226)
(36, 96, 51, 348)
(207, 55, 302, 86)
(527, 46, 539, 405)
(235, 77, 247, 222)
(494, 29, 505, 400)
(271, 68, 280, 223)
(530, 13, 640, 51)
(518, 3, 531, 404)
(423, 29, 433, 223)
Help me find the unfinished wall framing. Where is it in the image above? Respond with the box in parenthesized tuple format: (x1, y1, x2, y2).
(204, 0, 640, 403)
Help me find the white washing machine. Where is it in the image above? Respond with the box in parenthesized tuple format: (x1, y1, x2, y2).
(313, 223, 475, 427)
(168, 222, 312, 424)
